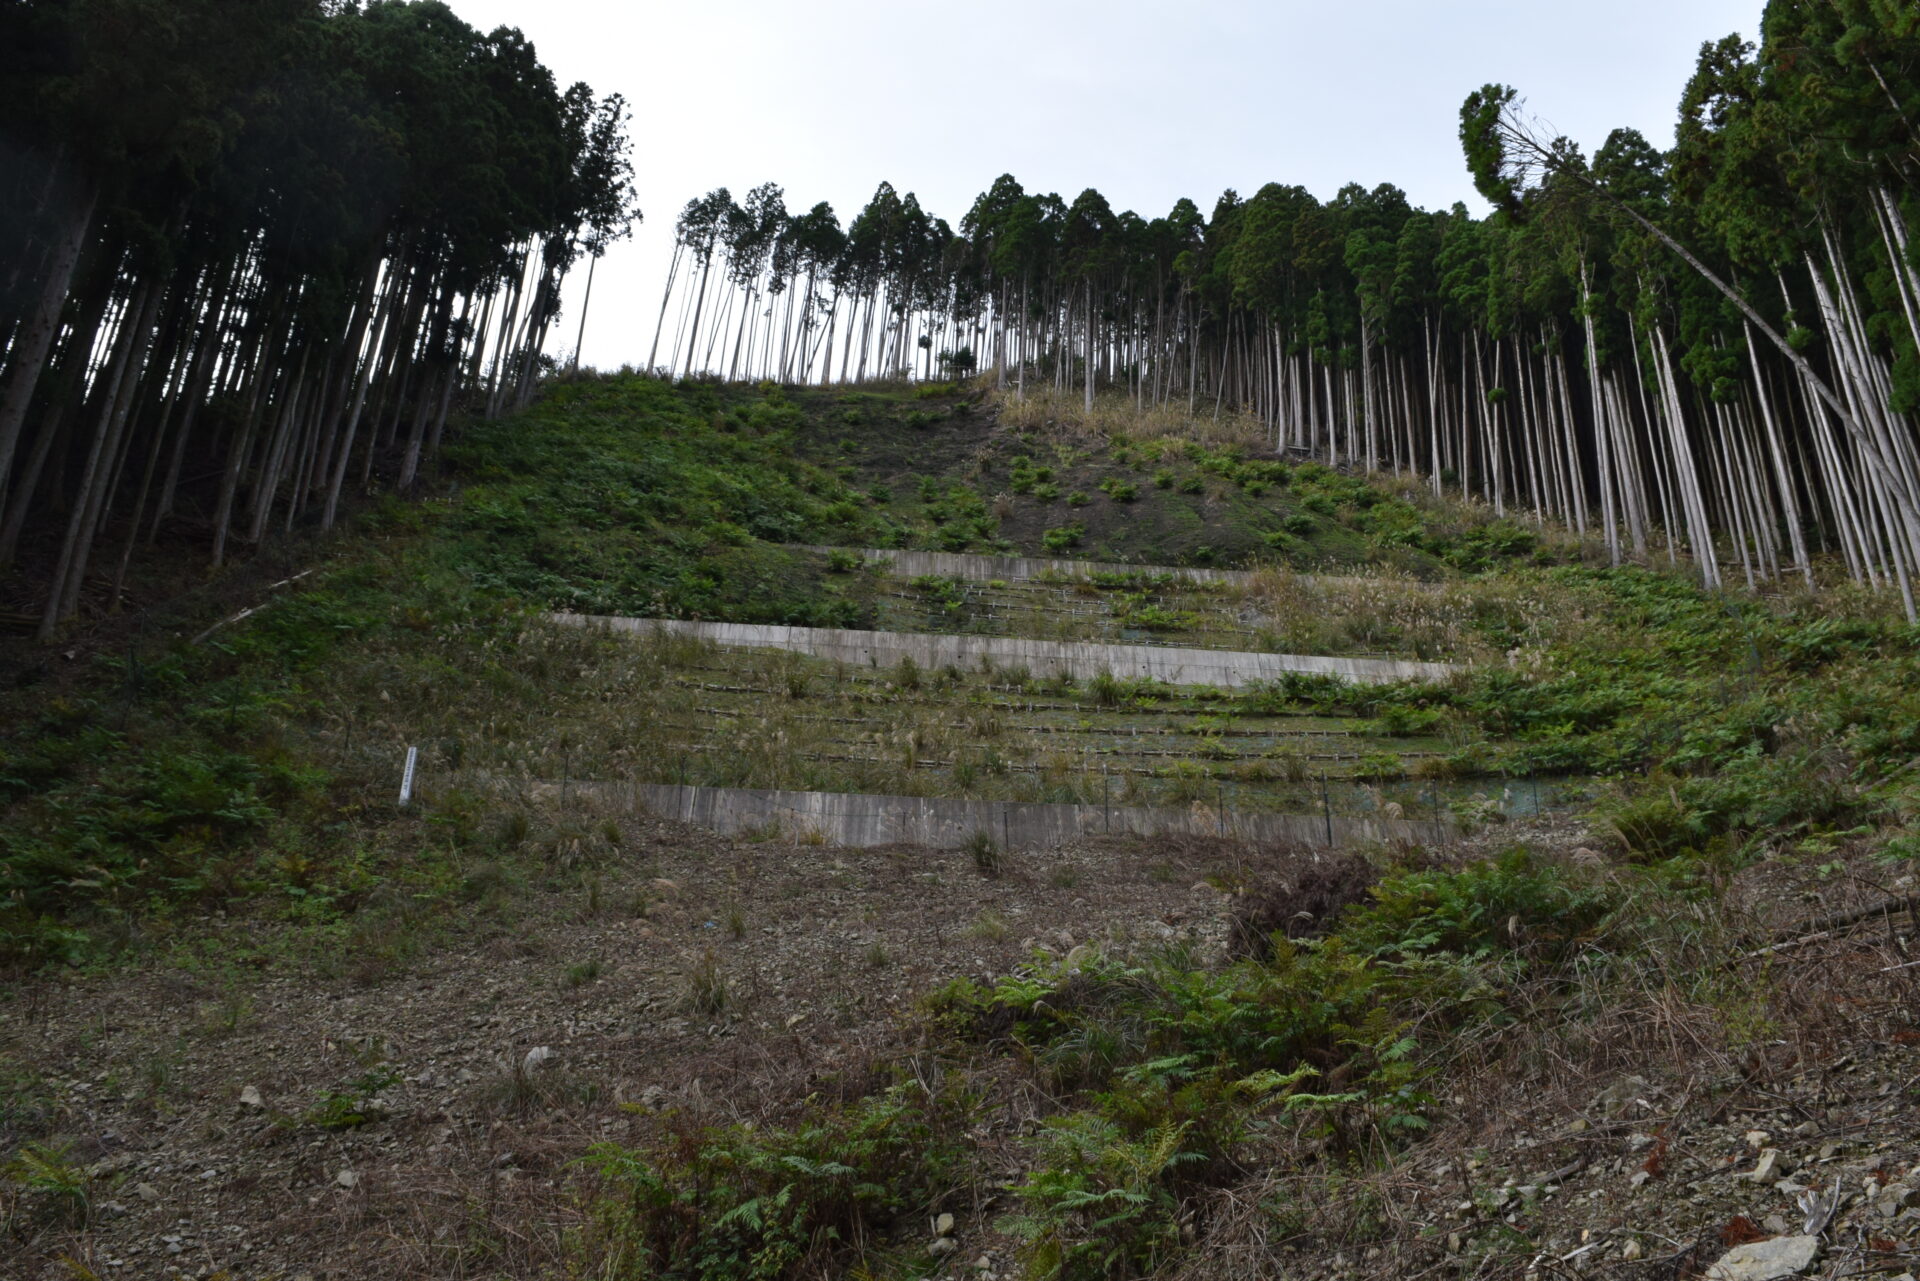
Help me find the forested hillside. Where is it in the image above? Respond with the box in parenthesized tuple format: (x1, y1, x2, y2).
(5, 3, 1920, 636)
(0, 0, 636, 639)
(649, 3, 1920, 614)
(10, 7, 1920, 1277)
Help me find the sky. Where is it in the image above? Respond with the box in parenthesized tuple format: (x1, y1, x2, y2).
(446, 0, 1763, 370)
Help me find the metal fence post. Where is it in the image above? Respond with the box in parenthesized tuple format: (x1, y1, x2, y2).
(1320, 773, 1334, 847)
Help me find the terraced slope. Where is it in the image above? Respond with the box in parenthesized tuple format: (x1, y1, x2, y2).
(537, 538, 1552, 840)
(844, 557, 1472, 661)
(547, 628, 1485, 811)
(12, 374, 1920, 1281)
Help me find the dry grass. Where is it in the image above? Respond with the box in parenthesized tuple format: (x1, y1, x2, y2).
(419, 614, 1496, 825)
(1232, 569, 1569, 665)
(1162, 837, 1920, 1281)
(988, 385, 1271, 447)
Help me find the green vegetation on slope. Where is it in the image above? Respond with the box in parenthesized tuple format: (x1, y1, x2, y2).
(787, 381, 1574, 574)
(6, 373, 1920, 1280)
(571, 846, 1648, 1279)
(649, 0, 1920, 613)
(4, 373, 1918, 977)
(0, 376, 912, 967)
(447, 376, 891, 624)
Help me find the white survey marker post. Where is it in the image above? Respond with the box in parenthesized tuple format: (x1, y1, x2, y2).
(399, 745, 418, 806)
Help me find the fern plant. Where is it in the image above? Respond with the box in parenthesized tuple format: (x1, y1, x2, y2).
(1003, 1113, 1196, 1280)
(6, 1141, 90, 1226)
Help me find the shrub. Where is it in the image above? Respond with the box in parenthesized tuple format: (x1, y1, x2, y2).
(1339, 846, 1616, 962)
(1595, 776, 1772, 862)
(1374, 704, 1444, 737)
(1227, 853, 1380, 960)
(305, 1068, 403, 1131)
(910, 574, 967, 617)
(1042, 524, 1085, 552)
(1003, 1113, 1192, 1279)
(580, 1086, 964, 1280)
(5, 1141, 91, 1227)
(1009, 456, 1054, 495)
(1441, 519, 1536, 571)
(1355, 751, 1404, 780)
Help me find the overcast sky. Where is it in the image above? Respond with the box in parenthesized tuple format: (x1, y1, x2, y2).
(446, 0, 1762, 370)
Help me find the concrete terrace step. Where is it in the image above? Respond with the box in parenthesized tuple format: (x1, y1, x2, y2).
(550, 614, 1463, 687)
(546, 779, 1459, 849)
(786, 545, 1440, 590)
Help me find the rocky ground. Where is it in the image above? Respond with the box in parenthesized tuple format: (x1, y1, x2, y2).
(1259, 839, 1920, 1281)
(7, 804, 1920, 1281)
(0, 803, 1241, 1280)
(1358, 1034, 1920, 1281)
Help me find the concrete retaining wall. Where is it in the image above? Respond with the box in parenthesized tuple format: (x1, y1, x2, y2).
(551, 614, 1458, 687)
(574, 780, 1454, 849)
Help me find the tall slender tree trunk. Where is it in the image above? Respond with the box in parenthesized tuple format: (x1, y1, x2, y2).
(0, 173, 95, 507)
(322, 263, 403, 531)
(211, 316, 285, 567)
(682, 251, 715, 377)
(646, 242, 684, 372)
(1084, 280, 1095, 415)
(571, 251, 600, 372)
(39, 278, 161, 637)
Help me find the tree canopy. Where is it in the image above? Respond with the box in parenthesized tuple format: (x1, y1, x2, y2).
(0, 0, 636, 634)
(641, 2, 1920, 614)
(7, 0, 1920, 627)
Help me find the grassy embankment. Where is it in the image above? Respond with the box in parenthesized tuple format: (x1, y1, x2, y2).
(0, 372, 1582, 971)
(3, 372, 1919, 1277)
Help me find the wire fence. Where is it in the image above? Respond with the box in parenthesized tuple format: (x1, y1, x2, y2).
(783, 544, 1443, 594)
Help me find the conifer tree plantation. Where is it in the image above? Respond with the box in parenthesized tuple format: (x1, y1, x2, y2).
(650, 5, 1920, 616)
(10, 3, 1920, 1281)
(0, 0, 637, 636)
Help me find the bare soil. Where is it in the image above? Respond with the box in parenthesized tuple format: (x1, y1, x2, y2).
(11, 797, 1920, 1281)
(1, 801, 1254, 1280)
(1191, 835, 1920, 1281)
